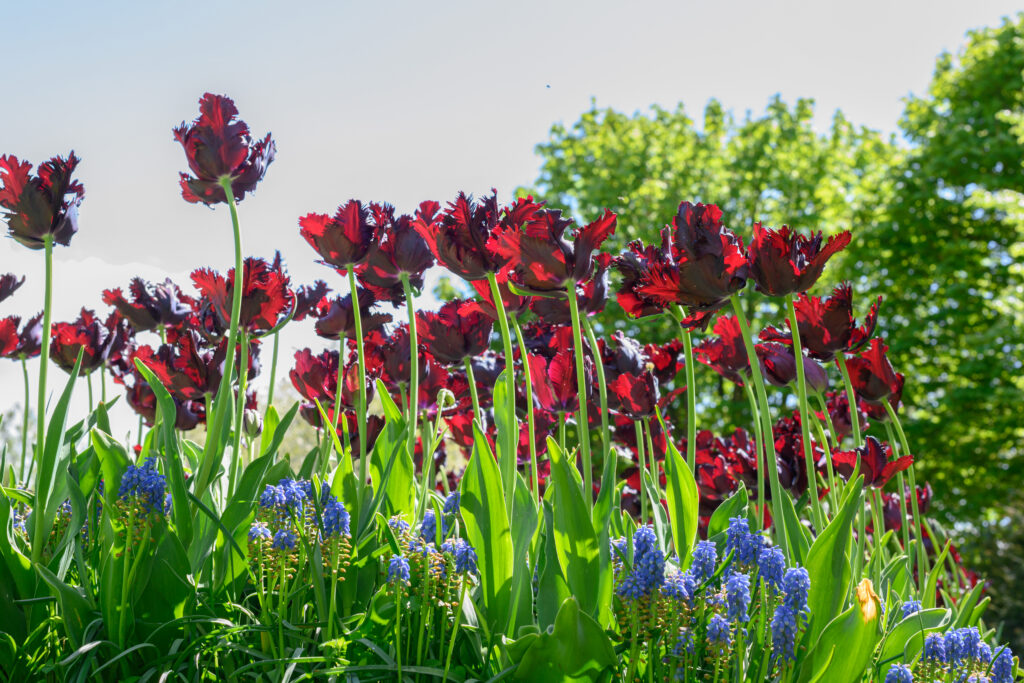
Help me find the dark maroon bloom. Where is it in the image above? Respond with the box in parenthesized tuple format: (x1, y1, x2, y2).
(416, 300, 493, 364)
(747, 223, 852, 297)
(289, 348, 338, 404)
(134, 331, 229, 401)
(760, 283, 880, 361)
(464, 275, 530, 321)
(0, 152, 84, 249)
(490, 203, 616, 295)
(50, 309, 113, 375)
(102, 311, 137, 379)
(645, 339, 686, 385)
(771, 416, 811, 497)
(0, 273, 24, 304)
(846, 339, 901, 404)
(696, 449, 738, 517)
(617, 202, 748, 319)
(694, 315, 750, 386)
(103, 278, 194, 333)
(529, 253, 613, 324)
(364, 327, 417, 389)
(314, 288, 391, 341)
(609, 371, 659, 419)
(300, 199, 377, 272)
(832, 435, 913, 489)
(173, 93, 275, 205)
(0, 317, 19, 357)
(820, 390, 867, 441)
(293, 280, 329, 322)
(859, 372, 904, 423)
(192, 256, 293, 337)
(528, 349, 591, 414)
(755, 342, 828, 393)
(124, 368, 204, 430)
(412, 191, 510, 281)
(8, 312, 43, 358)
(356, 202, 437, 303)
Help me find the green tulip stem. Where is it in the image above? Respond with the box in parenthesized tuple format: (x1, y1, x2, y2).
(20, 355, 30, 479)
(511, 315, 539, 499)
(30, 235, 54, 562)
(730, 293, 789, 559)
(786, 293, 825, 531)
(442, 579, 469, 683)
(464, 356, 482, 426)
(347, 267, 369, 506)
(567, 285, 593, 511)
(266, 330, 280, 408)
(808, 410, 839, 515)
(883, 401, 930, 594)
(836, 355, 862, 447)
(231, 330, 250, 477)
(581, 317, 610, 463)
(742, 381, 767, 526)
(401, 273, 421, 461)
(485, 272, 518, 515)
(635, 419, 648, 524)
(671, 305, 699, 473)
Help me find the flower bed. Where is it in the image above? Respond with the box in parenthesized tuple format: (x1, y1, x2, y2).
(0, 93, 1018, 681)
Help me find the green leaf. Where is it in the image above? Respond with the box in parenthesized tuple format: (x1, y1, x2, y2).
(798, 579, 882, 683)
(804, 476, 863, 643)
(460, 421, 514, 634)
(662, 438, 699, 568)
(546, 436, 611, 627)
(35, 563, 94, 649)
(876, 608, 948, 680)
(536, 501, 571, 630)
(510, 597, 617, 682)
(707, 483, 748, 542)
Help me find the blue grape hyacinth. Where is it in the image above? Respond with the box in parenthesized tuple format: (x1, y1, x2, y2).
(691, 540, 717, 583)
(757, 546, 786, 592)
(901, 599, 922, 620)
(725, 572, 751, 623)
(884, 663, 913, 683)
(118, 459, 167, 512)
(320, 494, 350, 538)
(782, 567, 810, 612)
(707, 613, 732, 650)
(771, 603, 799, 661)
(725, 516, 762, 566)
(388, 555, 411, 585)
(616, 526, 665, 600)
(441, 537, 478, 576)
(272, 528, 297, 551)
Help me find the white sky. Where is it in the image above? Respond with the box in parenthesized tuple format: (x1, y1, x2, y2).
(1, 0, 1020, 441)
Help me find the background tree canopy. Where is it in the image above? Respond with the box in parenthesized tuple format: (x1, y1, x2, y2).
(518, 14, 1024, 529)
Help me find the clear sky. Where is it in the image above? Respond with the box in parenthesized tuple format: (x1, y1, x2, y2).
(1, 0, 1021, 441)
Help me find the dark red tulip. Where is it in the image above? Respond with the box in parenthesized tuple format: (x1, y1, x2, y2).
(771, 416, 811, 497)
(615, 202, 748, 319)
(755, 342, 828, 393)
(696, 450, 737, 517)
(820, 390, 867, 441)
(644, 339, 686, 384)
(760, 283, 880, 361)
(8, 312, 43, 358)
(832, 435, 913, 489)
(356, 202, 436, 303)
(134, 331, 232, 401)
(289, 347, 338, 404)
(465, 275, 530, 320)
(528, 253, 613, 324)
(747, 223, 851, 297)
(859, 372, 904, 422)
(528, 349, 591, 414)
(0, 273, 24, 304)
(694, 315, 750, 386)
(300, 199, 377, 272)
(103, 278, 194, 333)
(490, 203, 616, 295)
(412, 190, 510, 281)
(102, 311, 137, 380)
(846, 339, 901, 404)
(314, 288, 391, 341)
(50, 309, 113, 375)
(601, 332, 647, 380)
(416, 299, 493, 364)
(0, 152, 84, 249)
(609, 371, 659, 420)
(173, 93, 275, 205)
(192, 256, 293, 337)
(124, 367, 205, 430)
(0, 316, 19, 357)
(364, 326, 419, 389)
(293, 280, 329, 322)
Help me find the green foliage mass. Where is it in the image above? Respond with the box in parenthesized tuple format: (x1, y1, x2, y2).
(518, 14, 1024, 527)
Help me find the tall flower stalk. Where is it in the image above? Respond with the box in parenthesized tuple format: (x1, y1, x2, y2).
(486, 272, 519, 512)
(567, 285, 594, 509)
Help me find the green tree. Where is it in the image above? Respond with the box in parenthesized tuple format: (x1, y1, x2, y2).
(518, 96, 897, 432)
(844, 14, 1024, 524)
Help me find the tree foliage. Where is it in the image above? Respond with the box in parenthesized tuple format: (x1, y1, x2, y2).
(519, 13, 1024, 524)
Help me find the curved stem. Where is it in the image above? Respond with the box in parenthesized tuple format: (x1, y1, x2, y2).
(485, 273, 518, 514)
(836, 355, 862, 447)
(511, 315, 539, 499)
(674, 309, 698, 473)
(442, 580, 469, 683)
(883, 401, 929, 594)
(30, 235, 53, 561)
(581, 317, 610, 461)
(558, 412, 566, 454)
(567, 285, 593, 511)
(884, 421, 913, 575)
(729, 294, 788, 559)
(634, 419, 647, 524)
(786, 294, 824, 531)
(266, 330, 280, 408)
(347, 267, 369, 503)
(643, 419, 657, 527)
(401, 274, 420, 461)
(231, 330, 250, 481)
(395, 587, 404, 682)
(742, 382, 766, 526)
(20, 355, 29, 480)
(464, 356, 482, 425)
(808, 410, 838, 515)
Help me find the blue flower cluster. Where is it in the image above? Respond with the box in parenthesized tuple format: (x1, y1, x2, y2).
(259, 478, 313, 516)
(320, 491, 350, 538)
(917, 626, 1016, 683)
(118, 459, 167, 513)
(388, 555, 411, 585)
(725, 516, 763, 566)
(770, 566, 811, 662)
(441, 538, 478, 576)
(616, 526, 666, 600)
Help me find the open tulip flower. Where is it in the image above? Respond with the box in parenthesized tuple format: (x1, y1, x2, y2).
(50, 308, 114, 375)
(747, 223, 852, 297)
(528, 348, 591, 414)
(694, 314, 751, 386)
(760, 283, 880, 361)
(412, 190, 513, 282)
(123, 367, 205, 430)
(300, 199, 380, 273)
(103, 278, 195, 333)
(608, 371, 660, 420)
(134, 330, 233, 402)
(292, 280, 329, 321)
(489, 203, 617, 296)
(0, 273, 25, 304)
(173, 93, 275, 205)
(755, 341, 829, 393)
(846, 338, 902, 404)
(0, 317, 22, 357)
(191, 256, 294, 337)
(289, 347, 339, 405)
(528, 253, 613, 324)
(833, 435, 913, 489)
(355, 202, 436, 303)
(314, 288, 391, 341)
(0, 152, 84, 249)
(416, 300, 493, 365)
(0, 312, 42, 359)
(860, 372, 904, 422)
